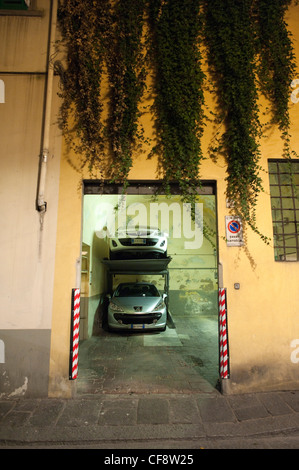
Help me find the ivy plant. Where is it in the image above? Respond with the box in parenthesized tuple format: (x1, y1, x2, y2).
(147, 0, 205, 203)
(255, 0, 296, 158)
(57, 0, 297, 242)
(203, 0, 264, 238)
(57, 0, 110, 176)
(106, 0, 146, 185)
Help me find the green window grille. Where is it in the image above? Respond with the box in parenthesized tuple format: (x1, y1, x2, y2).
(268, 159, 299, 261)
(0, 0, 29, 10)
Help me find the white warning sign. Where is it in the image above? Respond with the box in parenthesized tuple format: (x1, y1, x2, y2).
(225, 216, 244, 246)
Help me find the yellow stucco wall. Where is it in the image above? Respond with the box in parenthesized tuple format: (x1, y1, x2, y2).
(217, 6, 299, 392)
(49, 5, 299, 396)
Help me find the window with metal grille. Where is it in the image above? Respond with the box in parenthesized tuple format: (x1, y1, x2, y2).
(268, 159, 299, 261)
(0, 0, 29, 10)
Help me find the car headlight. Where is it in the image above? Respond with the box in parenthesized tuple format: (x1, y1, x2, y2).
(152, 299, 165, 311)
(109, 301, 124, 312)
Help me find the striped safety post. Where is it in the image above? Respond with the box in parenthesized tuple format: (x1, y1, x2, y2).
(218, 288, 229, 379)
(69, 288, 80, 380)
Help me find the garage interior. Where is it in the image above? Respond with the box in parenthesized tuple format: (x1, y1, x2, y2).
(76, 182, 220, 395)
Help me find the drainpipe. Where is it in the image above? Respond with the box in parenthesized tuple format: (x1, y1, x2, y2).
(36, 0, 58, 213)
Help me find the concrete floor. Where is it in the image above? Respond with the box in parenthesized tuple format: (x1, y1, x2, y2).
(76, 310, 220, 396)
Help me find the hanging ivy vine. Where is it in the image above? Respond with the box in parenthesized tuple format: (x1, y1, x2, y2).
(147, 0, 205, 203)
(57, 0, 110, 175)
(203, 0, 264, 238)
(57, 0, 297, 240)
(106, 0, 146, 185)
(255, 0, 296, 158)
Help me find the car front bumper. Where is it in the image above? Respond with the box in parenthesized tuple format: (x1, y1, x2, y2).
(107, 309, 167, 331)
(109, 237, 167, 258)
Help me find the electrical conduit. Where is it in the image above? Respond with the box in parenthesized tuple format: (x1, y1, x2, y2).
(37, 0, 58, 213)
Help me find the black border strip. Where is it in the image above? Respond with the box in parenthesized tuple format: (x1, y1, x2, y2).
(83, 179, 216, 196)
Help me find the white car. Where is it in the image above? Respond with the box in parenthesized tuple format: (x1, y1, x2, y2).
(109, 226, 168, 259)
(107, 282, 167, 331)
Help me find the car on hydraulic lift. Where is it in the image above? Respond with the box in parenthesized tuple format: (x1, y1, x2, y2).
(107, 282, 167, 332)
(109, 226, 168, 259)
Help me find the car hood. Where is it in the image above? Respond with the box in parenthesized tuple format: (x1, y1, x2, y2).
(110, 296, 163, 312)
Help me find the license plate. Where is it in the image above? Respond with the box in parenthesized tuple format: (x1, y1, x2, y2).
(131, 324, 145, 329)
(131, 238, 146, 245)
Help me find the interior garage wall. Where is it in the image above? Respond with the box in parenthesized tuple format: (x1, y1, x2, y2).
(81, 192, 218, 338)
(81, 195, 111, 338)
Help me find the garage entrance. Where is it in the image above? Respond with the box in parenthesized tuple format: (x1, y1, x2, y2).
(76, 181, 219, 395)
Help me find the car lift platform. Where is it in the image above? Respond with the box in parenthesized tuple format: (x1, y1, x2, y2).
(101, 257, 173, 325)
(102, 257, 172, 300)
(102, 257, 172, 274)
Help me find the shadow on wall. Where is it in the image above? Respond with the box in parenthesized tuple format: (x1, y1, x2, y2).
(91, 232, 109, 292)
(92, 294, 109, 336)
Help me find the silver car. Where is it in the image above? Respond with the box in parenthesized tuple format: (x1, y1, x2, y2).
(107, 282, 167, 331)
(109, 226, 168, 259)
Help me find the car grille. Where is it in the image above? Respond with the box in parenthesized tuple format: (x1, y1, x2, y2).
(114, 313, 162, 324)
(119, 238, 159, 247)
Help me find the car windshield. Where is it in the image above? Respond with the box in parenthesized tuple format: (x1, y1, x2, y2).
(114, 284, 160, 297)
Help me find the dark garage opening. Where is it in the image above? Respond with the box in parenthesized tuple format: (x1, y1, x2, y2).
(76, 181, 220, 395)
